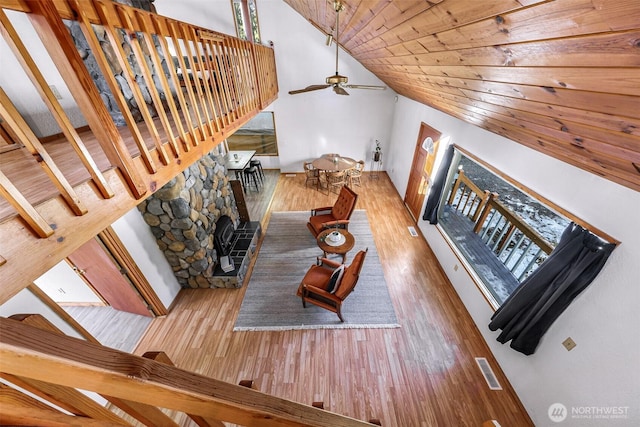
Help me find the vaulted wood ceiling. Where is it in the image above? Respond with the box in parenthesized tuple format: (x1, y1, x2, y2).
(284, 0, 640, 192)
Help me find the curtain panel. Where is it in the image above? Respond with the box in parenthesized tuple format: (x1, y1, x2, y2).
(488, 222, 616, 355)
(422, 144, 455, 224)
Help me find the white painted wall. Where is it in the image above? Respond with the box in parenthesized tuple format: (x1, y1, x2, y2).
(4, 2, 638, 424)
(0, 10, 87, 137)
(1, 208, 180, 327)
(0, 289, 84, 339)
(154, 0, 397, 172)
(388, 96, 640, 426)
(110, 208, 182, 308)
(34, 261, 102, 304)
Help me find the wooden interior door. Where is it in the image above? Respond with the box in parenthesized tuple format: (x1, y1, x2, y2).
(67, 238, 152, 317)
(404, 123, 441, 221)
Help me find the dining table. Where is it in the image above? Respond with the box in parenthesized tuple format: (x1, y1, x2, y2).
(225, 150, 256, 171)
(311, 154, 357, 172)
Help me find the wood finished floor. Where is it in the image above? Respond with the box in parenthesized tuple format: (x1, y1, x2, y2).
(64, 306, 152, 353)
(133, 172, 533, 426)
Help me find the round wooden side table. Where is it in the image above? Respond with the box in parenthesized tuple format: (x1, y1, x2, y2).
(316, 228, 355, 263)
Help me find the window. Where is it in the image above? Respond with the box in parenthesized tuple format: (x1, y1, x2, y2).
(436, 149, 570, 307)
(226, 111, 278, 155)
(231, 0, 261, 43)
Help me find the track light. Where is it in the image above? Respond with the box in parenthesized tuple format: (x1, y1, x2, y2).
(325, 33, 333, 46)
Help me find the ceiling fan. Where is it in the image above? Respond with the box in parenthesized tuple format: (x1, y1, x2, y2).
(288, 0, 386, 96)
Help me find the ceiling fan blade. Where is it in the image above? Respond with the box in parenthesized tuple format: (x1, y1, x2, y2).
(333, 85, 349, 96)
(288, 84, 330, 95)
(345, 84, 387, 90)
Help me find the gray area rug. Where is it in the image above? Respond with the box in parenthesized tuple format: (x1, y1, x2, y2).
(234, 210, 399, 331)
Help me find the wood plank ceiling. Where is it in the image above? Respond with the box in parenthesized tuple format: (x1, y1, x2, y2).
(283, 0, 640, 192)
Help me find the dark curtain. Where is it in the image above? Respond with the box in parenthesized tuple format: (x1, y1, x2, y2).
(422, 144, 455, 224)
(489, 222, 616, 355)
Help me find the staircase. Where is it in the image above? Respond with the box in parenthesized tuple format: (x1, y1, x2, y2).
(0, 315, 380, 426)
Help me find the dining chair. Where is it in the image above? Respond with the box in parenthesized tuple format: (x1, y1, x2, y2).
(325, 170, 347, 194)
(347, 160, 365, 187)
(304, 161, 319, 188)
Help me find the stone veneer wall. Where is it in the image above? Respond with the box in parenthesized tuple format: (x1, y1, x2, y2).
(137, 150, 240, 288)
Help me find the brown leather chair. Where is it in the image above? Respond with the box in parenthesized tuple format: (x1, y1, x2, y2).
(307, 185, 358, 237)
(297, 249, 368, 322)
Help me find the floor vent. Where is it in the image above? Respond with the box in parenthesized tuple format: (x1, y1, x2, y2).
(285, 174, 297, 177)
(408, 226, 418, 237)
(475, 357, 502, 390)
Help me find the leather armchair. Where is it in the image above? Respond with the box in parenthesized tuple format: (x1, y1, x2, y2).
(307, 185, 358, 237)
(297, 249, 368, 322)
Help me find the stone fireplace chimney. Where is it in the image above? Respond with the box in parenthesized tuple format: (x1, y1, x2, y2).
(138, 149, 240, 288)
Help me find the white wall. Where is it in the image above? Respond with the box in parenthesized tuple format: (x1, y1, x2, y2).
(154, 0, 397, 172)
(388, 96, 640, 426)
(0, 10, 87, 137)
(5, 2, 638, 423)
(34, 261, 102, 304)
(111, 208, 182, 308)
(2, 208, 180, 329)
(0, 289, 84, 339)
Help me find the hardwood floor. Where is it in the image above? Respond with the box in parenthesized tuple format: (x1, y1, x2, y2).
(64, 306, 152, 353)
(133, 172, 533, 426)
(244, 168, 280, 224)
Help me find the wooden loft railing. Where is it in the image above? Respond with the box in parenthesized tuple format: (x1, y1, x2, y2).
(0, 0, 278, 303)
(0, 315, 379, 426)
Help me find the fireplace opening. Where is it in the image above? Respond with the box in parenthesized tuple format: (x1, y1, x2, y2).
(214, 215, 235, 256)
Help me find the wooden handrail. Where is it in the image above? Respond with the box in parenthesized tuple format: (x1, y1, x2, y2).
(485, 197, 554, 255)
(0, 317, 377, 426)
(0, 0, 278, 303)
(454, 145, 619, 245)
(447, 169, 491, 222)
(0, 8, 114, 200)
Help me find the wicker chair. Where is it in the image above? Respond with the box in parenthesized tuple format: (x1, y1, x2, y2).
(304, 161, 319, 188)
(347, 160, 365, 187)
(325, 170, 347, 194)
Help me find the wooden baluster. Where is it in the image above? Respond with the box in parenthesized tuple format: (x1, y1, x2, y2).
(186, 28, 221, 134)
(0, 170, 53, 238)
(115, 4, 180, 159)
(203, 35, 229, 129)
(216, 39, 238, 121)
(27, 0, 147, 199)
(473, 192, 499, 234)
(447, 168, 464, 205)
(0, 88, 87, 216)
(471, 190, 492, 222)
(0, 382, 117, 426)
(177, 22, 214, 139)
(90, 0, 170, 167)
(151, 16, 197, 150)
(0, 9, 114, 200)
(25, 285, 99, 343)
(166, 20, 207, 143)
(132, 10, 191, 153)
